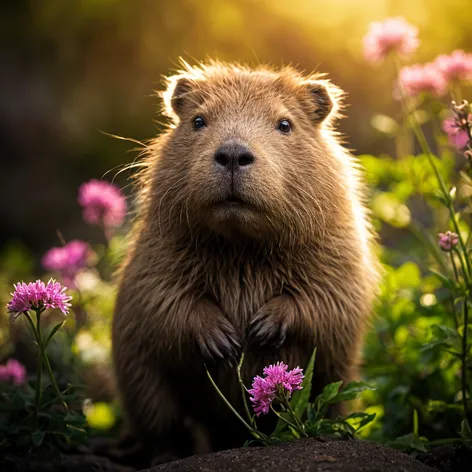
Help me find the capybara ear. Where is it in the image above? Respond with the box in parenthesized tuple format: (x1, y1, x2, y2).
(162, 75, 197, 120)
(300, 78, 343, 124)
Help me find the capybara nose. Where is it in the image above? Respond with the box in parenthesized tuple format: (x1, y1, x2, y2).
(214, 142, 255, 170)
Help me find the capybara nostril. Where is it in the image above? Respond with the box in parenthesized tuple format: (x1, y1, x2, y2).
(214, 142, 255, 169)
(238, 152, 254, 167)
(214, 150, 230, 167)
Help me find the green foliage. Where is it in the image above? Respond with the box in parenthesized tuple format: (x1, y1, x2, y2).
(0, 303, 89, 452)
(207, 350, 376, 446)
(360, 48, 472, 453)
(0, 376, 87, 452)
(302, 381, 375, 440)
(291, 347, 317, 418)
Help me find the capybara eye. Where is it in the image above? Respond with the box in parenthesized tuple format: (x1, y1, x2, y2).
(278, 119, 291, 133)
(193, 116, 206, 130)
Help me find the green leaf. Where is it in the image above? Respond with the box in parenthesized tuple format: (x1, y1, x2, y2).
(344, 412, 377, 432)
(271, 347, 316, 438)
(64, 412, 87, 426)
(243, 439, 261, 447)
(432, 190, 448, 206)
(431, 324, 462, 351)
(429, 268, 456, 291)
(307, 412, 376, 439)
(291, 347, 317, 418)
(332, 420, 356, 437)
(421, 324, 463, 356)
(31, 430, 45, 447)
(356, 413, 377, 432)
(313, 381, 343, 419)
(308, 418, 357, 439)
(328, 381, 375, 403)
(389, 432, 428, 452)
(288, 425, 301, 438)
(45, 321, 66, 347)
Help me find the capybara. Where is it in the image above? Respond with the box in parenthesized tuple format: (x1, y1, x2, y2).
(112, 60, 378, 465)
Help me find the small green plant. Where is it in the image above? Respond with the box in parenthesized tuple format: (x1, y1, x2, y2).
(0, 178, 129, 450)
(0, 280, 86, 451)
(206, 348, 375, 446)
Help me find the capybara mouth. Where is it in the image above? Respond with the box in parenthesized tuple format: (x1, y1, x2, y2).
(215, 195, 251, 207)
(224, 196, 246, 205)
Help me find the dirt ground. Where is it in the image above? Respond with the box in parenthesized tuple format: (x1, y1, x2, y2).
(146, 438, 438, 472)
(5, 438, 471, 472)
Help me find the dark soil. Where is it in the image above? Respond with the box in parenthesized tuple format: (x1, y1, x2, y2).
(0, 453, 136, 472)
(6, 439, 468, 472)
(417, 444, 472, 472)
(145, 438, 438, 472)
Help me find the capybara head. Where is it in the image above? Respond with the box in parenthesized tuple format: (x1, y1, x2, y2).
(144, 61, 352, 244)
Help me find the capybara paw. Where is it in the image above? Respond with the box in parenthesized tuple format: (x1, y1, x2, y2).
(248, 298, 289, 348)
(194, 301, 241, 364)
(200, 318, 240, 364)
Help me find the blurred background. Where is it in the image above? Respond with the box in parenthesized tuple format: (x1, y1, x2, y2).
(1, 0, 471, 257)
(1, 0, 472, 446)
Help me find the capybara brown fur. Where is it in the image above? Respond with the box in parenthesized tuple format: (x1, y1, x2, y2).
(112, 60, 379, 465)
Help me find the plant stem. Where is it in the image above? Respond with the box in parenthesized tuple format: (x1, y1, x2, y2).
(41, 347, 68, 410)
(428, 99, 442, 155)
(24, 311, 42, 426)
(33, 309, 67, 410)
(462, 300, 470, 421)
(409, 222, 450, 275)
(236, 353, 255, 427)
(205, 366, 267, 440)
(270, 405, 305, 437)
(285, 400, 307, 433)
(450, 297, 460, 331)
(450, 251, 460, 282)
